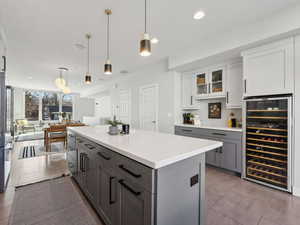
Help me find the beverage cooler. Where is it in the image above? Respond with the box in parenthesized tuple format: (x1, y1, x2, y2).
(243, 96, 292, 192)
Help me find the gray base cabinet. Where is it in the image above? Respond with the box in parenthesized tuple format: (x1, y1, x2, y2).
(67, 133, 206, 225)
(175, 126, 242, 173)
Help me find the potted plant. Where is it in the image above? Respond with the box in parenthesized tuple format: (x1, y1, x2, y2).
(106, 116, 123, 135)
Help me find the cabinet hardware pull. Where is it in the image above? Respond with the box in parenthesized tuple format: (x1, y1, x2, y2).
(190, 96, 193, 105)
(79, 153, 83, 171)
(119, 180, 141, 196)
(226, 92, 229, 104)
(244, 80, 247, 93)
(119, 165, 142, 178)
(84, 143, 95, 150)
(182, 129, 192, 132)
(212, 133, 226, 136)
(2, 56, 6, 72)
(219, 147, 223, 154)
(208, 83, 211, 93)
(97, 151, 111, 160)
(109, 177, 116, 204)
(82, 153, 87, 172)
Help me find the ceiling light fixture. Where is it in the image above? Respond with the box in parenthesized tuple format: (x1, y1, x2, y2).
(62, 69, 71, 94)
(55, 67, 67, 89)
(104, 9, 112, 75)
(85, 34, 92, 84)
(193, 10, 205, 20)
(140, 0, 151, 57)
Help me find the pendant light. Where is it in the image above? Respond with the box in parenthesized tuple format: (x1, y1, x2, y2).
(85, 34, 92, 84)
(55, 68, 66, 89)
(104, 9, 112, 75)
(62, 68, 71, 94)
(140, 0, 151, 57)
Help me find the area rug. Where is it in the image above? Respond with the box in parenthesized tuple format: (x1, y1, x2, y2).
(18, 143, 66, 159)
(9, 177, 99, 225)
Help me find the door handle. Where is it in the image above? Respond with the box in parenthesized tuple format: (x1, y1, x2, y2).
(97, 151, 111, 160)
(190, 96, 193, 105)
(109, 177, 116, 204)
(119, 165, 142, 178)
(219, 147, 223, 154)
(79, 153, 83, 171)
(212, 132, 226, 136)
(181, 129, 192, 132)
(226, 91, 229, 104)
(2, 56, 6, 72)
(208, 83, 211, 93)
(152, 121, 156, 123)
(119, 180, 141, 196)
(244, 79, 247, 93)
(84, 143, 95, 150)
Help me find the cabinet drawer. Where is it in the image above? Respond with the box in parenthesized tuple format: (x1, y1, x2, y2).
(115, 154, 155, 193)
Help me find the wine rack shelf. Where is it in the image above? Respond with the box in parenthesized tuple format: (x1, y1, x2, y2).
(247, 110, 287, 112)
(247, 143, 287, 151)
(248, 167, 287, 178)
(247, 148, 287, 157)
(247, 127, 287, 132)
(247, 132, 287, 138)
(247, 171, 287, 186)
(248, 160, 287, 171)
(247, 137, 287, 144)
(246, 153, 287, 163)
(247, 116, 288, 120)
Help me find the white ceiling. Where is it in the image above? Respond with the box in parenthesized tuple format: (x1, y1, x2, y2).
(1, 0, 299, 93)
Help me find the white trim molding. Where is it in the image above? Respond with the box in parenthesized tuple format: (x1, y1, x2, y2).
(293, 187, 300, 197)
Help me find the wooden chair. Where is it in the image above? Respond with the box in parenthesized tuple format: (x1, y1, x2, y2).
(45, 125, 67, 152)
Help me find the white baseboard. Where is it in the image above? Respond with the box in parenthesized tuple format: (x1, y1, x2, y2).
(293, 187, 300, 197)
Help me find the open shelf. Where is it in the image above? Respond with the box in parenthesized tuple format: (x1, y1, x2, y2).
(247, 127, 287, 132)
(248, 160, 287, 171)
(248, 167, 287, 178)
(246, 153, 287, 163)
(247, 143, 287, 151)
(247, 148, 287, 157)
(247, 137, 287, 144)
(247, 132, 287, 138)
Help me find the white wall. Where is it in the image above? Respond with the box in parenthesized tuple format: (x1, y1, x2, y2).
(91, 60, 176, 134)
(293, 35, 300, 196)
(73, 96, 95, 122)
(94, 96, 112, 118)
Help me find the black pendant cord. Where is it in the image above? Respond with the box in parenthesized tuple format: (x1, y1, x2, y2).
(87, 36, 90, 74)
(145, 0, 147, 33)
(107, 13, 110, 60)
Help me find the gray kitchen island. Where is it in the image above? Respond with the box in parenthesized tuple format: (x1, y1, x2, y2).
(67, 126, 222, 225)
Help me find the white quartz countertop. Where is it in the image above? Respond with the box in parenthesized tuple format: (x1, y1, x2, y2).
(175, 124, 243, 132)
(68, 126, 222, 169)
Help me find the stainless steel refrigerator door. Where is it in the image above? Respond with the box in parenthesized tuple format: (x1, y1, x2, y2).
(242, 96, 293, 192)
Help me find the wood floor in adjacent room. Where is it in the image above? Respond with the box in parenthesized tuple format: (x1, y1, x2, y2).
(1, 142, 300, 225)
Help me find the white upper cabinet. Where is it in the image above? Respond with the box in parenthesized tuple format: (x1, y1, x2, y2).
(226, 62, 243, 108)
(242, 38, 294, 97)
(181, 73, 197, 109)
(194, 66, 226, 99)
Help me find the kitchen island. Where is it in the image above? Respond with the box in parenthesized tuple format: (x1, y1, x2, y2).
(67, 126, 222, 225)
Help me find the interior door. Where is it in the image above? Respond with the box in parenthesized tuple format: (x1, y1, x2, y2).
(119, 89, 131, 125)
(139, 84, 158, 131)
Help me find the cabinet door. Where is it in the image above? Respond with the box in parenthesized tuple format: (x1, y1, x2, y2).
(76, 149, 86, 188)
(210, 67, 225, 96)
(205, 149, 218, 167)
(195, 71, 209, 97)
(226, 63, 243, 108)
(97, 166, 118, 225)
(181, 73, 195, 108)
(85, 149, 98, 205)
(242, 38, 294, 96)
(116, 179, 153, 225)
(219, 141, 242, 173)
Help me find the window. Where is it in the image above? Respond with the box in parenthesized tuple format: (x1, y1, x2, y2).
(42, 92, 59, 121)
(62, 94, 73, 120)
(25, 90, 40, 121)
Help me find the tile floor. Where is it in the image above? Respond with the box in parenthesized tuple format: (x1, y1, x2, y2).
(1, 141, 300, 225)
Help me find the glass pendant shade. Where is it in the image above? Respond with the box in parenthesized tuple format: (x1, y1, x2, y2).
(140, 33, 151, 57)
(104, 59, 112, 75)
(85, 74, 92, 84)
(55, 77, 66, 89)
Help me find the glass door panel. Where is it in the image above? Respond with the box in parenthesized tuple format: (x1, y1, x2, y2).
(196, 73, 208, 95)
(211, 69, 223, 94)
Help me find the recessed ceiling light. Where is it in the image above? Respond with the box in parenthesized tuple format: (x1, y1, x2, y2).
(151, 37, 159, 44)
(193, 10, 205, 20)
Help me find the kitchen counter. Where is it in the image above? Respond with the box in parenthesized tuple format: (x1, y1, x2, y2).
(175, 123, 243, 132)
(68, 125, 222, 169)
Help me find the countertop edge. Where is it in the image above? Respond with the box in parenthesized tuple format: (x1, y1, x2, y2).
(175, 124, 243, 132)
(68, 127, 223, 169)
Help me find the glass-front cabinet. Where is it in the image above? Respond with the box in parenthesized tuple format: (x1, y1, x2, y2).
(194, 66, 226, 98)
